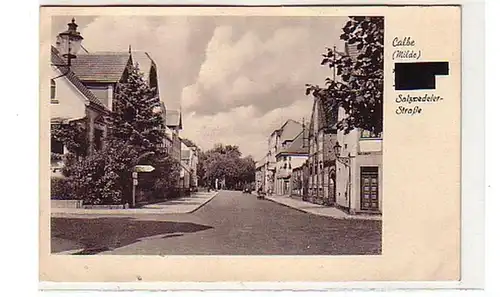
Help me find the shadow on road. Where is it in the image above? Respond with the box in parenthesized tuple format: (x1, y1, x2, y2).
(51, 217, 213, 255)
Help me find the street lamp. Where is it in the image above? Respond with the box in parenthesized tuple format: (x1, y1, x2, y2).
(52, 18, 84, 79)
(333, 141, 354, 213)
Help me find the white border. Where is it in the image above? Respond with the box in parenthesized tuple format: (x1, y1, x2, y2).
(29, 0, 486, 292)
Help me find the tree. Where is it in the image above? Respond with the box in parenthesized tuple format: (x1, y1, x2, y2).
(210, 144, 242, 158)
(199, 144, 255, 190)
(107, 63, 166, 153)
(196, 151, 208, 187)
(58, 63, 179, 205)
(306, 16, 384, 135)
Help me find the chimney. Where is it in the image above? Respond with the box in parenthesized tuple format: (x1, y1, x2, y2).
(56, 18, 83, 57)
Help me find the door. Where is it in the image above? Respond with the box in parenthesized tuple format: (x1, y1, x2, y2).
(328, 168, 336, 204)
(360, 167, 379, 211)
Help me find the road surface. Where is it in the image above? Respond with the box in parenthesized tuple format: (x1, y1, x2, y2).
(51, 190, 382, 255)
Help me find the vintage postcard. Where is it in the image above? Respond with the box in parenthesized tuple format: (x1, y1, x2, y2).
(39, 5, 461, 283)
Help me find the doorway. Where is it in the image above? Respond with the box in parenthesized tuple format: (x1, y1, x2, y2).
(360, 167, 379, 211)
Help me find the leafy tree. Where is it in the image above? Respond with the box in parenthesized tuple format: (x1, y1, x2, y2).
(199, 144, 254, 189)
(210, 143, 242, 158)
(238, 156, 256, 185)
(306, 16, 384, 135)
(196, 151, 208, 187)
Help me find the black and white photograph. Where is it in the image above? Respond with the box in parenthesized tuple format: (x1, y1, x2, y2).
(47, 6, 384, 255)
(47, 14, 384, 256)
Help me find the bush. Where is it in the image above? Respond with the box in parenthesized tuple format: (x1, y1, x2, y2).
(51, 177, 75, 200)
(62, 140, 139, 205)
(60, 139, 182, 205)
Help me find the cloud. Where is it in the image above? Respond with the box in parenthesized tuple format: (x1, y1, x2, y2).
(77, 16, 216, 110)
(51, 15, 350, 159)
(181, 98, 314, 158)
(182, 18, 347, 117)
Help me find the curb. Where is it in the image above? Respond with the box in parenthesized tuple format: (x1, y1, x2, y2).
(263, 196, 309, 214)
(264, 196, 381, 221)
(51, 193, 221, 216)
(187, 191, 219, 214)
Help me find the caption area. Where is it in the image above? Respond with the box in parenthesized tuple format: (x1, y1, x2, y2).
(392, 36, 445, 115)
(392, 36, 421, 60)
(395, 93, 444, 115)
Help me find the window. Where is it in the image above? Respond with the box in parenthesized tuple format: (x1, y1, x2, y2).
(50, 79, 57, 102)
(51, 136, 64, 154)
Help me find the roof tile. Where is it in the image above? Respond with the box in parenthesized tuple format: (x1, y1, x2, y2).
(71, 52, 131, 82)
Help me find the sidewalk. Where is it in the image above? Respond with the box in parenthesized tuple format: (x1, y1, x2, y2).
(265, 195, 381, 221)
(51, 191, 219, 217)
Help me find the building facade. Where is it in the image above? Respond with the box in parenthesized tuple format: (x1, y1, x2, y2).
(334, 107, 383, 214)
(306, 97, 338, 205)
(263, 120, 303, 195)
(181, 139, 199, 189)
(275, 129, 309, 196)
(254, 157, 266, 192)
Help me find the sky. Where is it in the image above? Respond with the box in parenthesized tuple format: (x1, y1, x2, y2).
(51, 15, 349, 160)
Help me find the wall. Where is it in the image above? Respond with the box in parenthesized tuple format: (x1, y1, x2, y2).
(359, 138, 383, 153)
(290, 155, 308, 169)
(50, 67, 87, 121)
(275, 155, 308, 196)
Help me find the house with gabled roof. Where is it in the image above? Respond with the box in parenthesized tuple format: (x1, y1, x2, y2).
(50, 19, 173, 177)
(50, 46, 111, 175)
(275, 129, 309, 196)
(263, 119, 304, 195)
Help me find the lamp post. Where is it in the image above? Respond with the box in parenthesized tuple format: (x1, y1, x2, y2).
(52, 18, 84, 79)
(333, 141, 354, 213)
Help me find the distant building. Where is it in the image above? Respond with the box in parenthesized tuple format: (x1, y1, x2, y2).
(254, 157, 266, 192)
(263, 119, 303, 195)
(181, 138, 199, 189)
(275, 129, 309, 196)
(291, 164, 306, 198)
